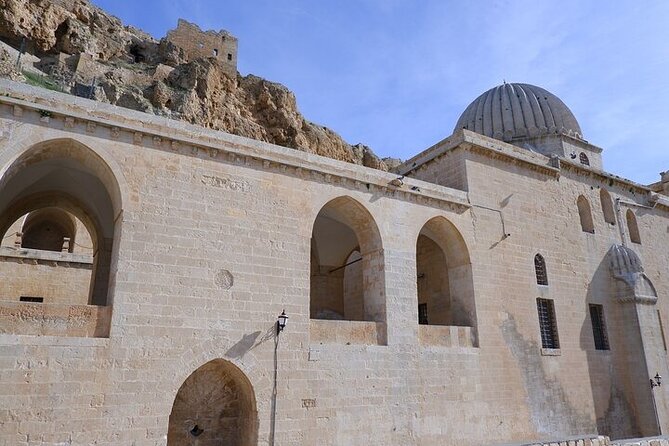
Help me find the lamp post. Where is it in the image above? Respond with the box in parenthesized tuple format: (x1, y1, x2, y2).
(650, 372, 663, 435)
(270, 310, 288, 446)
(651, 373, 663, 388)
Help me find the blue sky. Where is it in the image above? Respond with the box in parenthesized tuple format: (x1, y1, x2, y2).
(92, 0, 669, 184)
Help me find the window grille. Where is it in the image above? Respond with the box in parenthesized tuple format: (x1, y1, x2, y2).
(589, 304, 609, 350)
(534, 254, 548, 285)
(418, 303, 428, 325)
(579, 152, 590, 166)
(536, 298, 559, 349)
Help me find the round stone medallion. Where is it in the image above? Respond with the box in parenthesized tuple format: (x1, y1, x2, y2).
(214, 269, 234, 289)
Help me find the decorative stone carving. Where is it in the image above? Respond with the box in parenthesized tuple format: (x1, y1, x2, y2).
(608, 244, 657, 304)
(214, 269, 234, 290)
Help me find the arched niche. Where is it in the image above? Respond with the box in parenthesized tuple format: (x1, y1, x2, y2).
(21, 207, 77, 252)
(577, 195, 595, 234)
(0, 139, 122, 306)
(600, 189, 616, 225)
(168, 359, 258, 446)
(627, 209, 641, 244)
(415, 216, 476, 329)
(310, 196, 385, 323)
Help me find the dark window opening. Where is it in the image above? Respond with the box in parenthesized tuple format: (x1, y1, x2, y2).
(534, 254, 548, 285)
(579, 152, 590, 166)
(418, 303, 428, 325)
(589, 304, 609, 350)
(537, 298, 559, 349)
(20, 296, 44, 303)
(227, 53, 233, 61)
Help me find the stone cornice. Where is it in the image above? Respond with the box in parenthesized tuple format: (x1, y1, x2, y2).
(0, 79, 469, 212)
(399, 129, 560, 177)
(400, 129, 669, 211)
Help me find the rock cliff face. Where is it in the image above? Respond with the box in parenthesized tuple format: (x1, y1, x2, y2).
(0, 0, 392, 170)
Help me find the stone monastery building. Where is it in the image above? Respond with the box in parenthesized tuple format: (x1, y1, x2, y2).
(1, 73, 669, 445)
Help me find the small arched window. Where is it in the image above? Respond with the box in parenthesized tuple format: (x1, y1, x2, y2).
(534, 254, 548, 285)
(21, 208, 77, 252)
(577, 195, 595, 233)
(600, 189, 616, 225)
(579, 152, 590, 166)
(626, 209, 641, 244)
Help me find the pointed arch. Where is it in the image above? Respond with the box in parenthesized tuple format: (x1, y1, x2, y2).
(415, 216, 476, 330)
(21, 208, 77, 252)
(168, 358, 258, 446)
(626, 209, 641, 244)
(600, 189, 616, 225)
(0, 138, 123, 307)
(534, 253, 548, 285)
(635, 274, 657, 298)
(577, 195, 595, 233)
(309, 196, 385, 323)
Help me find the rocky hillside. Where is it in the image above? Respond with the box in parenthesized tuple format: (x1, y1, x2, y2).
(0, 0, 398, 170)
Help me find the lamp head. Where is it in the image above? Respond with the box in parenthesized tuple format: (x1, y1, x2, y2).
(277, 310, 288, 333)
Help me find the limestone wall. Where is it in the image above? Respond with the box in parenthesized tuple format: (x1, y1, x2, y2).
(0, 248, 93, 304)
(0, 81, 668, 445)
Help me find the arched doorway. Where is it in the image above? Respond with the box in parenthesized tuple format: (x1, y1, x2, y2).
(168, 359, 258, 446)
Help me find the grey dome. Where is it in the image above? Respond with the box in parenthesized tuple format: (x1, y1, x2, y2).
(454, 83, 583, 142)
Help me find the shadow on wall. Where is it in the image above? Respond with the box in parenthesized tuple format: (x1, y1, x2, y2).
(225, 322, 277, 360)
(582, 256, 640, 439)
(500, 314, 594, 437)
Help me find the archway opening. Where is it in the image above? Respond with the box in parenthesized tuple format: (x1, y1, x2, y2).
(310, 196, 385, 323)
(0, 139, 121, 337)
(21, 208, 77, 252)
(1, 207, 95, 305)
(416, 216, 476, 329)
(0, 139, 121, 307)
(168, 359, 258, 446)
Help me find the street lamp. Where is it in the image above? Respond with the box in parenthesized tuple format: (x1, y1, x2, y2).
(651, 373, 663, 389)
(277, 310, 288, 335)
